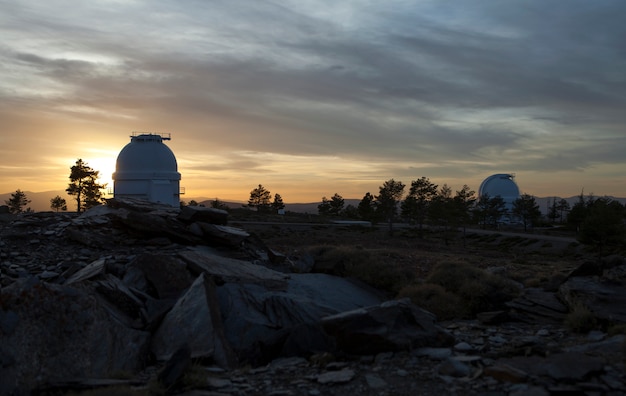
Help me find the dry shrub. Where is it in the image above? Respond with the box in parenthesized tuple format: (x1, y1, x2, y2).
(306, 245, 414, 293)
(426, 261, 521, 317)
(565, 301, 597, 333)
(397, 283, 463, 320)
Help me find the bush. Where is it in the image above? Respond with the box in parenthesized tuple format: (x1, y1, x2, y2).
(565, 301, 597, 333)
(397, 283, 463, 320)
(306, 245, 414, 294)
(425, 261, 521, 317)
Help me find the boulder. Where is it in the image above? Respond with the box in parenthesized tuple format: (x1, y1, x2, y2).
(321, 298, 454, 355)
(177, 205, 228, 225)
(151, 273, 236, 368)
(64, 258, 107, 285)
(197, 223, 250, 246)
(216, 273, 384, 364)
(126, 253, 193, 299)
(559, 277, 626, 324)
(506, 288, 568, 324)
(0, 278, 150, 394)
(179, 248, 290, 290)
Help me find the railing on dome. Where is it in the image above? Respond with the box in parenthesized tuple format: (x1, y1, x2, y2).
(131, 131, 171, 140)
(179, 187, 185, 195)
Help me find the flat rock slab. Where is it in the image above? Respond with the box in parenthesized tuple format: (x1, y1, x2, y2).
(321, 298, 454, 355)
(559, 277, 626, 323)
(179, 248, 290, 289)
(151, 273, 235, 366)
(64, 258, 107, 285)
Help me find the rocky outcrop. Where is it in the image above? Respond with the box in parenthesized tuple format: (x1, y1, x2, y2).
(559, 263, 626, 324)
(321, 298, 454, 355)
(1, 200, 625, 395)
(0, 278, 150, 393)
(0, 199, 447, 393)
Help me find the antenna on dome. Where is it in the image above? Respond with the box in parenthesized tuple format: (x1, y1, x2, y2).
(131, 131, 172, 140)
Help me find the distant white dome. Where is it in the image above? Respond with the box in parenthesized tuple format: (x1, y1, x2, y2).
(478, 174, 520, 208)
(113, 133, 181, 207)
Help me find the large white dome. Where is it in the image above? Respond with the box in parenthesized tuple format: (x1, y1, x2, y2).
(112, 133, 182, 207)
(113, 133, 180, 179)
(478, 174, 520, 205)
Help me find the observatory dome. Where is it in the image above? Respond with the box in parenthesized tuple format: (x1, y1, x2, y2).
(478, 173, 520, 208)
(112, 133, 182, 207)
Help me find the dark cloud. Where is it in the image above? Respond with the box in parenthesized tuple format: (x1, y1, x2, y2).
(1, 0, 625, 198)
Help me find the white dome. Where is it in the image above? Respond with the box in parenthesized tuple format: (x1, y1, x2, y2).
(478, 174, 520, 205)
(113, 134, 180, 180)
(112, 133, 181, 207)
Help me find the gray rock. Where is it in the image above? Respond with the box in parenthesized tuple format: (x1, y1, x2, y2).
(151, 273, 236, 368)
(559, 277, 626, 323)
(64, 258, 107, 285)
(365, 374, 387, 388)
(317, 369, 355, 384)
(127, 253, 193, 299)
(321, 298, 454, 355)
(217, 273, 383, 364)
(180, 248, 290, 290)
(0, 278, 150, 394)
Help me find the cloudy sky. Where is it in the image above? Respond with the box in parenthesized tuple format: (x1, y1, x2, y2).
(1, 0, 625, 203)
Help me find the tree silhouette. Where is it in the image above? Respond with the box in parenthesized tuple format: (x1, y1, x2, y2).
(5, 189, 31, 214)
(375, 179, 405, 235)
(357, 192, 377, 222)
(272, 193, 285, 211)
(66, 159, 106, 212)
(401, 176, 438, 230)
(512, 193, 542, 232)
(248, 184, 272, 212)
(50, 195, 67, 212)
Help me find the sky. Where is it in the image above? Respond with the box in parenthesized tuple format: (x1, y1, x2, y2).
(1, 0, 625, 203)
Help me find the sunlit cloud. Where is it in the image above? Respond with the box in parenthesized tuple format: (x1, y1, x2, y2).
(1, 0, 625, 202)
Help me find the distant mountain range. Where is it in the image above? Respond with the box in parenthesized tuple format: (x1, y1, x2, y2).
(2, 190, 625, 215)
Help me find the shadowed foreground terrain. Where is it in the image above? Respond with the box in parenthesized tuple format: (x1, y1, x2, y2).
(1, 202, 625, 395)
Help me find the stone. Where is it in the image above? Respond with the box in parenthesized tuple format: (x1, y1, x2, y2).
(413, 347, 453, 360)
(216, 273, 383, 365)
(197, 223, 250, 246)
(0, 279, 150, 394)
(127, 253, 193, 299)
(506, 288, 568, 324)
(559, 277, 626, 323)
(151, 273, 236, 368)
(438, 358, 471, 378)
(63, 258, 107, 285)
(483, 363, 528, 383)
(158, 344, 192, 390)
(365, 374, 387, 388)
(317, 369, 355, 384)
(179, 248, 290, 290)
(321, 298, 454, 355)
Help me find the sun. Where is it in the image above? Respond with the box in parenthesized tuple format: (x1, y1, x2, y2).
(84, 155, 117, 191)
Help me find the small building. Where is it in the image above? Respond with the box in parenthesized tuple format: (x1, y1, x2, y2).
(112, 132, 182, 207)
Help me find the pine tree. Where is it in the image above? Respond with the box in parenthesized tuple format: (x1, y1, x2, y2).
(50, 195, 67, 212)
(5, 189, 31, 214)
(248, 184, 272, 212)
(272, 193, 285, 211)
(66, 159, 106, 212)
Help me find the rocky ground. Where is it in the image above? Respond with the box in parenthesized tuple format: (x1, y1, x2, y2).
(1, 203, 625, 395)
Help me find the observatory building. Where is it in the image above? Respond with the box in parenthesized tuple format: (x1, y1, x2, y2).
(478, 173, 520, 210)
(112, 132, 182, 207)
